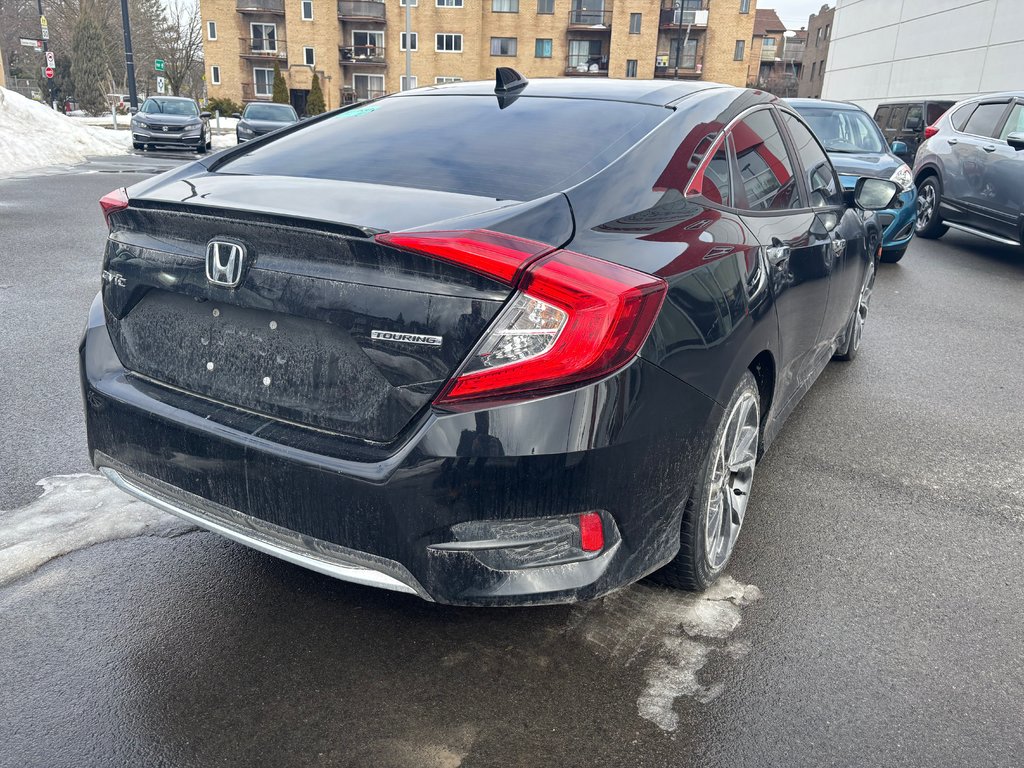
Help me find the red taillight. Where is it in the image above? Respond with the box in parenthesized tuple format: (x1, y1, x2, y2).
(924, 125, 940, 140)
(99, 187, 129, 229)
(579, 512, 604, 552)
(376, 228, 667, 406)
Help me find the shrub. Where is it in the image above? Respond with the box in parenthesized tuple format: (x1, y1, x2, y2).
(207, 96, 242, 116)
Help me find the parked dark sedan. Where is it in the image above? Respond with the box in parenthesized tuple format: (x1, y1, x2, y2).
(233, 102, 299, 143)
(914, 92, 1024, 248)
(85, 74, 895, 605)
(131, 96, 211, 153)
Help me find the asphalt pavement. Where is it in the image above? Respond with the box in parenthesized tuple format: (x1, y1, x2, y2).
(1, 159, 1022, 768)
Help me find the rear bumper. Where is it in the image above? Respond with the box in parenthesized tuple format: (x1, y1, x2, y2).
(81, 294, 719, 606)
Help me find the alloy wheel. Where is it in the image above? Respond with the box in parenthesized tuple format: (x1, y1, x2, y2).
(916, 183, 935, 231)
(704, 391, 760, 569)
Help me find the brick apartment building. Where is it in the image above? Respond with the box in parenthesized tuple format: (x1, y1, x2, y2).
(797, 3, 832, 98)
(200, 0, 757, 113)
(746, 6, 803, 97)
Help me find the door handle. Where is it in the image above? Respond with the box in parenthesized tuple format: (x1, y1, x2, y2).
(947, 138, 959, 145)
(832, 237, 847, 256)
(765, 244, 790, 268)
(983, 145, 997, 153)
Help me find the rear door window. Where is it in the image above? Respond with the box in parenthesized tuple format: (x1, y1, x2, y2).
(216, 95, 669, 201)
(963, 102, 1009, 138)
(950, 103, 976, 131)
(904, 105, 924, 131)
(997, 103, 1024, 141)
(730, 109, 803, 212)
(927, 102, 951, 125)
(886, 106, 907, 131)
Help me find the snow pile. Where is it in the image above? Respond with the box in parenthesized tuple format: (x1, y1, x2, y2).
(0, 473, 193, 586)
(0, 87, 130, 176)
(565, 575, 762, 731)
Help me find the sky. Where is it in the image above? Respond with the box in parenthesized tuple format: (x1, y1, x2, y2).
(768, 0, 833, 30)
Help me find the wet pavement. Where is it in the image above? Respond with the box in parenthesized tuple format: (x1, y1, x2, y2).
(1, 159, 1023, 767)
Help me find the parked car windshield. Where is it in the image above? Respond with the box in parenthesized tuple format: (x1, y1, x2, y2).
(140, 98, 199, 117)
(218, 95, 669, 200)
(794, 107, 886, 154)
(244, 103, 298, 122)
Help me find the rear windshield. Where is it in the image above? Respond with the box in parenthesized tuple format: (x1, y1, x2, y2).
(244, 103, 297, 121)
(218, 95, 669, 200)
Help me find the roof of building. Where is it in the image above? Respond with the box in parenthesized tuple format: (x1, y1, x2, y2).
(754, 8, 787, 36)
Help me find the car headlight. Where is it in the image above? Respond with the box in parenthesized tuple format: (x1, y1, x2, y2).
(133, 120, 148, 129)
(890, 164, 914, 192)
(238, 125, 254, 135)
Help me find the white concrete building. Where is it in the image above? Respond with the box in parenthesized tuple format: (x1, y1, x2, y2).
(821, 0, 1024, 113)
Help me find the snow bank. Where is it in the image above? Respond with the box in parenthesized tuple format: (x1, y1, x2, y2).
(0, 87, 131, 176)
(0, 473, 193, 586)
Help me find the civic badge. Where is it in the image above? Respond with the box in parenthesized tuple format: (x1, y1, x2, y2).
(206, 240, 246, 287)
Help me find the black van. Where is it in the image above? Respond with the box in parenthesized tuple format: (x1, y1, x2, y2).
(874, 100, 954, 164)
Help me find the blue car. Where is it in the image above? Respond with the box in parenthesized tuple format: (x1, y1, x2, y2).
(788, 98, 917, 263)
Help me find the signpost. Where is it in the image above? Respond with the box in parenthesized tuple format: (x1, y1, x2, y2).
(39, 14, 49, 40)
(156, 76, 165, 94)
(45, 51, 55, 67)
(155, 59, 164, 72)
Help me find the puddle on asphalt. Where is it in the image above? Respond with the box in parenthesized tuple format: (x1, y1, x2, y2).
(564, 576, 761, 731)
(0, 473, 193, 586)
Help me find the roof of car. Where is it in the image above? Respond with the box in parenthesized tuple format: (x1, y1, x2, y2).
(391, 78, 735, 107)
(786, 98, 864, 112)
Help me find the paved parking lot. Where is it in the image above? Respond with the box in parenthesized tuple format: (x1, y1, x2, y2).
(1, 161, 1022, 768)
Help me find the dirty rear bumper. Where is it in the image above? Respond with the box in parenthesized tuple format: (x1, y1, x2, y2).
(81, 294, 719, 606)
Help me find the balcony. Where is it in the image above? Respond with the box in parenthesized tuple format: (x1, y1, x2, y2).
(337, 0, 385, 21)
(239, 37, 287, 61)
(567, 9, 612, 29)
(241, 83, 273, 101)
(659, 1, 708, 28)
(340, 44, 386, 66)
(760, 45, 779, 62)
(654, 56, 703, 78)
(565, 52, 608, 76)
(236, 0, 284, 14)
(341, 86, 386, 104)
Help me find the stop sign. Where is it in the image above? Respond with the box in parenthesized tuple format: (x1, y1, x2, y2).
(44, 66, 54, 79)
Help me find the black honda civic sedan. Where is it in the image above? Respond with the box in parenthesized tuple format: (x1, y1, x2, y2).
(83, 74, 896, 606)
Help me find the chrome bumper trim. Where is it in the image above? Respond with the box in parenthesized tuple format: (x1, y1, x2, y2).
(99, 465, 425, 598)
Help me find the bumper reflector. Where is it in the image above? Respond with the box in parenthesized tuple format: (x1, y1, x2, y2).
(579, 512, 604, 552)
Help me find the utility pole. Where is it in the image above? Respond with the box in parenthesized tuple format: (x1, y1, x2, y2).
(36, 0, 50, 107)
(119, 0, 139, 110)
(404, 0, 411, 91)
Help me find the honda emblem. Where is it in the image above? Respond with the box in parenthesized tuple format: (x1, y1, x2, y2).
(206, 240, 246, 287)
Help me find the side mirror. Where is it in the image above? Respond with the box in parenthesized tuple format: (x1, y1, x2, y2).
(891, 141, 908, 156)
(200, 111, 212, 119)
(1007, 132, 1024, 151)
(232, 112, 242, 119)
(130, 106, 139, 114)
(853, 177, 899, 211)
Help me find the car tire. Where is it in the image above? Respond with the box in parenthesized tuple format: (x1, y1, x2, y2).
(197, 132, 208, 154)
(914, 176, 948, 239)
(652, 371, 761, 591)
(833, 255, 877, 362)
(879, 246, 906, 263)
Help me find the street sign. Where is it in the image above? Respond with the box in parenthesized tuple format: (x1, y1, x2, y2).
(155, 59, 165, 72)
(45, 51, 55, 68)
(40, 15, 49, 40)
(156, 76, 166, 94)
(44, 66, 54, 79)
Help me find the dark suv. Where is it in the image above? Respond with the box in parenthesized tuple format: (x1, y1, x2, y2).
(874, 100, 954, 164)
(913, 92, 1024, 248)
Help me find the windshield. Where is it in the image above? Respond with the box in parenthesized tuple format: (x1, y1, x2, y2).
(795, 107, 886, 154)
(244, 104, 298, 121)
(140, 98, 199, 117)
(219, 95, 668, 201)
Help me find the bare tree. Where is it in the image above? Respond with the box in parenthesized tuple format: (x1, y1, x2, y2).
(162, 0, 201, 97)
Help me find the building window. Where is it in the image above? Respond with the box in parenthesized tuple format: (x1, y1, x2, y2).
(740, 0, 750, 12)
(303, 46, 315, 65)
(534, 38, 552, 57)
(399, 0, 417, 5)
(490, 37, 517, 56)
(436, 33, 463, 51)
(353, 73, 385, 100)
(537, 0, 553, 12)
(492, 0, 518, 11)
(810, 61, 817, 80)
(401, 75, 418, 90)
(437, 0, 463, 5)
(251, 23, 277, 52)
(253, 67, 274, 97)
(763, 37, 776, 49)
(207, 21, 217, 40)
(435, 76, 462, 83)
(626, 59, 637, 78)
(629, 13, 641, 34)
(733, 39, 745, 60)
(400, 32, 418, 50)
(210, 65, 221, 85)
(352, 29, 384, 53)
(301, 0, 312, 19)
(824, 24, 830, 39)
